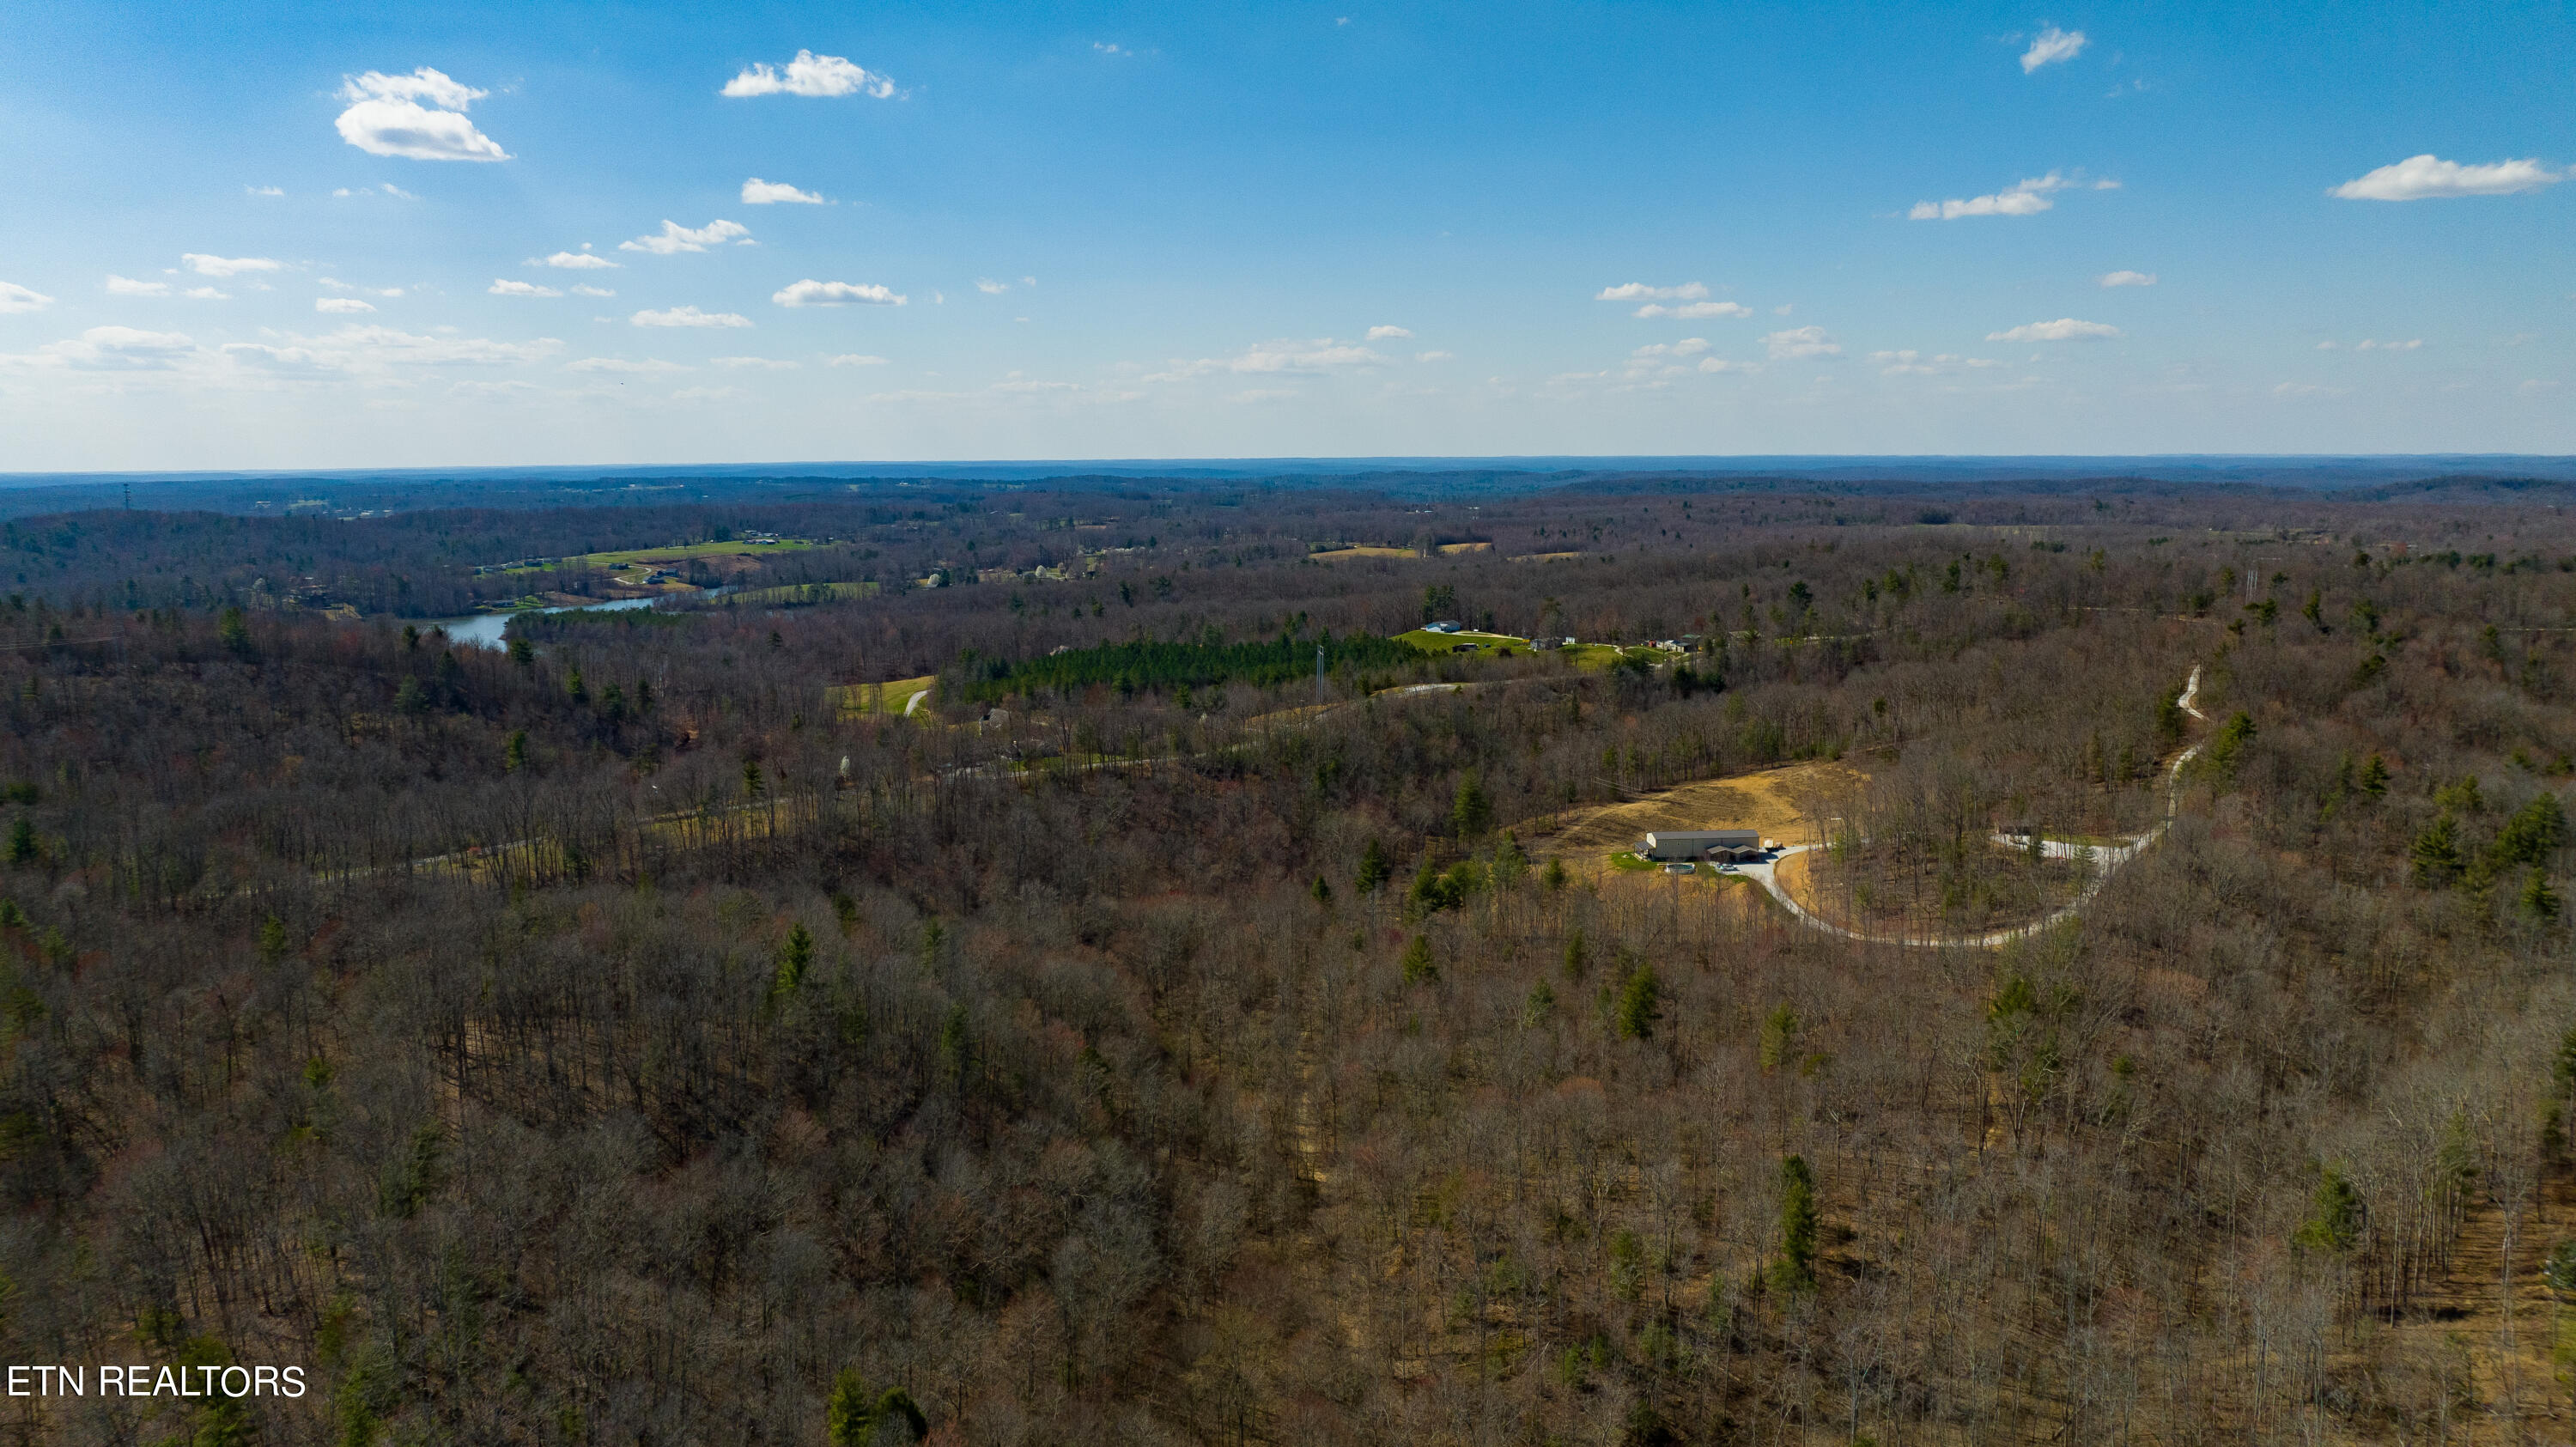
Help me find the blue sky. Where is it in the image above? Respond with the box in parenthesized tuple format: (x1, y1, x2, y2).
(0, 2, 2568, 469)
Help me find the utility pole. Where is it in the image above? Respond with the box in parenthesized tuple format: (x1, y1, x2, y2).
(1315, 641, 1325, 702)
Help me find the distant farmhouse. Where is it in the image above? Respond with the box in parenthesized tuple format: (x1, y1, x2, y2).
(1639, 829, 1764, 862)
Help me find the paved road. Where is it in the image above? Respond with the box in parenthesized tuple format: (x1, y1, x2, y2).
(1735, 666, 2208, 950)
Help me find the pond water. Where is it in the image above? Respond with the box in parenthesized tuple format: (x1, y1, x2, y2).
(411, 595, 660, 650)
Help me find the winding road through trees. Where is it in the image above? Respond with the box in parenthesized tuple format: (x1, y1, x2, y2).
(1738, 666, 2209, 948)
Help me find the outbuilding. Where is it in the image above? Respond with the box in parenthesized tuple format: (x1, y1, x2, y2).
(1639, 829, 1761, 861)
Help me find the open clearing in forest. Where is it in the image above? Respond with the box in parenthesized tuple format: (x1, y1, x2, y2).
(1526, 758, 1870, 868)
(829, 675, 937, 717)
(497, 538, 817, 575)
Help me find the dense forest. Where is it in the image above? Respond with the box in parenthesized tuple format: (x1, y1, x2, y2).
(0, 474, 2572, 1444)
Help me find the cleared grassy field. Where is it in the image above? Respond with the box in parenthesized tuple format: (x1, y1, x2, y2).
(1308, 545, 1419, 561)
(498, 538, 817, 575)
(1392, 626, 1529, 654)
(1529, 757, 1871, 870)
(828, 675, 937, 717)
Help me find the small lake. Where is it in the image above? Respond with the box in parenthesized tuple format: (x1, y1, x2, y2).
(412, 596, 660, 650)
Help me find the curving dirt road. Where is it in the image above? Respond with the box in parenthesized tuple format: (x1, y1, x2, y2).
(1738, 666, 2208, 949)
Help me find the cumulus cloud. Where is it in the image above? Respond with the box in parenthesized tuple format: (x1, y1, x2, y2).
(0, 283, 52, 313)
(2330, 155, 2562, 201)
(742, 178, 827, 204)
(1909, 171, 2110, 220)
(620, 220, 753, 255)
(2099, 270, 2157, 288)
(1762, 325, 1840, 359)
(826, 354, 890, 367)
(319, 278, 404, 296)
(1698, 357, 1760, 374)
(712, 356, 799, 369)
(570, 284, 616, 298)
(1635, 300, 1752, 319)
(1596, 283, 1707, 301)
(975, 278, 1011, 295)
(1985, 318, 2122, 342)
(2323, 337, 2425, 352)
(772, 279, 905, 307)
(632, 306, 752, 328)
(2020, 26, 2087, 72)
(1631, 337, 1711, 357)
(567, 357, 690, 373)
(318, 297, 377, 313)
(182, 254, 283, 277)
(1415, 350, 1455, 362)
(721, 51, 896, 99)
(1366, 325, 1413, 340)
(489, 279, 562, 297)
(246, 185, 284, 197)
(334, 68, 509, 162)
(538, 251, 618, 270)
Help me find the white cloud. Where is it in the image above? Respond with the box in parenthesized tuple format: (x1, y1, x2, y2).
(318, 297, 379, 313)
(320, 279, 404, 297)
(42, 325, 198, 369)
(1635, 300, 1752, 319)
(742, 178, 827, 204)
(713, 356, 800, 369)
(567, 357, 691, 373)
(1762, 325, 1839, 358)
(1986, 318, 2121, 342)
(246, 185, 284, 197)
(334, 68, 508, 162)
(1910, 171, 2102, 220)
(340, 67, 486, 110)
(2331, 155, 2562, 201)
(1148, 338, 1386, 380)
(204, 325, 556, 375)
(1632, 337, 1710, 357)
(2340, 337, 2424, 351)
(1366, 325, 1413, 340)
(772, 279, 905, 307)
(2020, 26, 2087, 72)
(1415, 350, 1455, 362)
(975, 277, 1010, 295)
(109, 276, 228, 300)
(632, 306, 752, 328)
(1869, 350, 2004, 374)
(1596, 282, 1707, 301)
(381, 183, 417, 199)
(1698, 357, 1761, 374)
(489, 279, 561, 297)
(2099, 270, 2157, 288)
(570, 284, 616, 298)
(538, 251, 618, 270)
(619, 220, 753, 255)
(182, 253, 283, 277)
(721, 51, 896, 100)
(826, 354, 890, 367)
